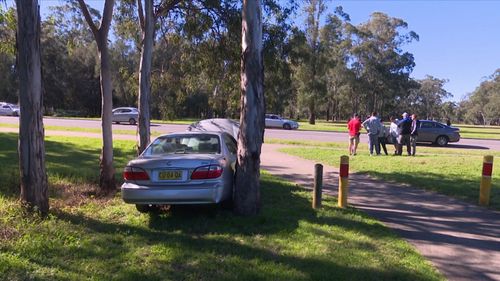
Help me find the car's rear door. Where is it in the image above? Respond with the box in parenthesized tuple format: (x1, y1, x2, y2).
(418, 121, 435, 142)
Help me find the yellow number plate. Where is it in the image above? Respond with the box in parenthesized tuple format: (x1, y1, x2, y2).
(158, 170, 182, 180)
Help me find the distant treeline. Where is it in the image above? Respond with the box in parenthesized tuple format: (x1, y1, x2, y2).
(0, 1, 498, 125)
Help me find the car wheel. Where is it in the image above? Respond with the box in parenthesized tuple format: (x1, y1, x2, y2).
(135, 204, 159, 213)
(12, 112, 19, 117)
(435, 135, 449, 147)
(129, 118, 137, 125)
(283, 123, 291, 130)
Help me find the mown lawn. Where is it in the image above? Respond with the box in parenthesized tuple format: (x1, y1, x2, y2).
(277, 140, 500, 209)
(0, 133, 443, 281)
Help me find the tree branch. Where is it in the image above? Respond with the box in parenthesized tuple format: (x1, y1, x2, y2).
(100, 0, 115, 37)
(77, 0, 99, 39)
(137, 0, 145, 32)
(154, 0, 182, 19)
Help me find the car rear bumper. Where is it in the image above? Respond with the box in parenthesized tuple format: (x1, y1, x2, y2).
(121, 182, 227, 204)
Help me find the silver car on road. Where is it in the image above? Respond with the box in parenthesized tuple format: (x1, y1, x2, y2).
(121, 131, 237, 212)
(0, 103, 20, 116)
(112, 107, 138, 125)
(265, 114, 299, 130)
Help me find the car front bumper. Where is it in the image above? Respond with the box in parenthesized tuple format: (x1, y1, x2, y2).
(121, 181, 227, 205)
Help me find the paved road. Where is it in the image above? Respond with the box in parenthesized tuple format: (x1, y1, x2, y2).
(261, 144, 500, 281)
(2, 116, 500, 150)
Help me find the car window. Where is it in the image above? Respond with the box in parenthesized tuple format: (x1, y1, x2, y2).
(3, 105, 9, 109)
(435, 123, 445, 128)
(122, 109, 131, 113)
(420, 122, 434, 129)
(223, 133, 237, 155)
(144, 134, 221, 155)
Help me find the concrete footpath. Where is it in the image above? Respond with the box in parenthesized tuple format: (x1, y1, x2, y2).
(261, 144, 500, 281)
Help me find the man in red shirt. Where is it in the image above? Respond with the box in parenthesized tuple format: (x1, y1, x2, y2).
(347, 113, 362, 155)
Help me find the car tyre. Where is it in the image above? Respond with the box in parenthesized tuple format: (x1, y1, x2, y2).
(435, 135, 449, 147)
(12, 112, 19, 117)
(129, 118, 137, 125)
(283, 123, 291, 130)
(135, 204, 159, 213)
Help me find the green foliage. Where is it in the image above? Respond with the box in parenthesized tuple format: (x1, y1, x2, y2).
(461, 69, 500, 125)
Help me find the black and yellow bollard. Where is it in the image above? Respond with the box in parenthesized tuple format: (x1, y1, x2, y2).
(479, 155, 494, 206)
(338, 155, 349, 208)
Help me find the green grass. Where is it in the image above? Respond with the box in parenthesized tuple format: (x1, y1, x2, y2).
(298, 121, 349, 133)
(0, 134, 443, 280)
(277, 140, 500, 209)
(0, 123, 165, 137)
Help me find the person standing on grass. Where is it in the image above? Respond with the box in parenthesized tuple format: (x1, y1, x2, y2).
(397, 112, 412, 155)
(362, 111, 382, 156)
(378, 118, 389, 155)
(389, 116, 399, 155)
(347, 113, 362, 155)
(410, 114, 420, 156)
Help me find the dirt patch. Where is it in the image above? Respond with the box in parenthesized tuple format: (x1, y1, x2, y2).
(50, 182, 118, 209)
(0, 226, 19, 241)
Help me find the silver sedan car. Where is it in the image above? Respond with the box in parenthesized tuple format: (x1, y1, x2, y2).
(121, 131, 237, 213)
(112, 107, 138, 125)
(265, 114, 299, 130)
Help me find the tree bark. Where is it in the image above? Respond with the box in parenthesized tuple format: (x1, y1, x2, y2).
(137, 0, 154, 155)
(308, 102, 316, 124)
(16, 0, 49, 215)
(234, 0, 264, 216)
(77, 0, 116, 193)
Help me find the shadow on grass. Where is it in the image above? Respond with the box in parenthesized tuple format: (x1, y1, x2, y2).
(35, 176, 434, 281)
(0, 133, 135, 198)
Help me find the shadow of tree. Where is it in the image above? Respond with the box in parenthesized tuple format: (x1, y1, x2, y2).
(0, 133, 136, 198)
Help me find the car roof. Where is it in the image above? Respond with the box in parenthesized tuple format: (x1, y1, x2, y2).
(113, 107, 137, 110)
(156, 131, 227, 138)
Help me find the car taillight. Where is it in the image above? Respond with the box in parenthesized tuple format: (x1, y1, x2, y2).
(123, 166, 150, 180)
(191, 165, 223, 179)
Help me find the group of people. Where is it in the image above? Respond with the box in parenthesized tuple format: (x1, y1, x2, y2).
(347, 112, 420, 156)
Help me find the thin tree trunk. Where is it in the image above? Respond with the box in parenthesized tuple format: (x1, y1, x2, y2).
(137, 0, 154, 155)
(97, 38, 115, 192)
(308, 102, 316, 124)
(77, 0, 116, 193)
(234, 0, 264, 216)
(16, 0, 49, 215)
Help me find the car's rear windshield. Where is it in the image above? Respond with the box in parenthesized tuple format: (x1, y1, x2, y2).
(144, 134, 221, 155)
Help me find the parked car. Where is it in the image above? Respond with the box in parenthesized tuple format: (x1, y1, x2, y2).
(265, 114, 299, 130)
(121, 131, 237, 213)
(417, 120, 460, 146)
(388, 120, 460, 146)
(0, 103, 20, 116)
(112, 107, 138, 125)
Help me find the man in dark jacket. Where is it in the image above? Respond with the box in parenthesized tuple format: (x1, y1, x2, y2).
(410, 114, 420, 156)
(396, 112, 412, 155)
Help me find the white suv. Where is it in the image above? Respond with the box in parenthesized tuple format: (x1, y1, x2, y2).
(0, 103, 20, 116)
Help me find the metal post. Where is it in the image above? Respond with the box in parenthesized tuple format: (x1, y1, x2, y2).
(313, 163, 323, 209)
(338, 155, 349, 208)
(479, 155, 494, 206)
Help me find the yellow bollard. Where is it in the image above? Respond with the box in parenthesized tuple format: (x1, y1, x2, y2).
(338, 155, 349, 208)
(479, 155, 494, 206)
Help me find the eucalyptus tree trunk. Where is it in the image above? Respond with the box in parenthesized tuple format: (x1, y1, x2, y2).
(77, 0, 116, 193)
(16, 0, 49, 215)
(137, 0, 154, 155)
(234, 0, 264, 216)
